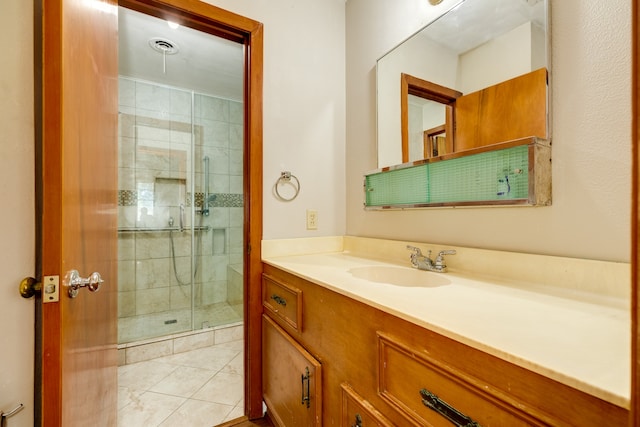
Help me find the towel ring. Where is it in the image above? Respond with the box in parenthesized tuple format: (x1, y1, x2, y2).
(275, 171, 300, 201)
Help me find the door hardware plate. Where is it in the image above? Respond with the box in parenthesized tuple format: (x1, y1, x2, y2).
(43, 275, 60, 303)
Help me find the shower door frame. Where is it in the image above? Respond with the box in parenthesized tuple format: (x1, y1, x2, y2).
(119, 0, 264, 419)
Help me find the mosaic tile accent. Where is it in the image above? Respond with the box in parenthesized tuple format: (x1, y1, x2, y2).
(211, 193, 243, 208)
(195, 192, 243, 208)
(192, 192, 203, 208)
(119, 190, 138, 206)
(118, 190, 243, 208)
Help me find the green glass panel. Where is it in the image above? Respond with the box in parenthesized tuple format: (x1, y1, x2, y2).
(365, 164, 429, 206)
(364, 145, 530, 207)
(429, 145, 529, 203)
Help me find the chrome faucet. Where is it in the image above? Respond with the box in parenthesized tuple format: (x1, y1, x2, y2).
(406, 245, 456, 273)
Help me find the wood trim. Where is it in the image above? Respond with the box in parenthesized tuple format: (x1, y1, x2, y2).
(40, 0, 64, 421)
(119, 0, 264, 419)
(632, 0, 639, 424)
(246, 21, 265, 421)
(118, 0, 262, 41)
(422, 125, 445, 159)
(400, 73, 461, 163)
(378, 137, 542, 169)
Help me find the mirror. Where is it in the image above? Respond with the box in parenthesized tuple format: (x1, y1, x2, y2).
(377, 0, 549, 167)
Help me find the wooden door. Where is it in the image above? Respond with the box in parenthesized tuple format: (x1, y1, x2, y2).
(262, 315, 322, 427)
(37, 0, 119, 425)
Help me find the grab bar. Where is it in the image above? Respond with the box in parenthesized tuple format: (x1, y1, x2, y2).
(117, 226, 210, 234)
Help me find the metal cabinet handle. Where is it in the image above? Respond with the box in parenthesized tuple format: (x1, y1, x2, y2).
(64, 270, 104, 298)
(420, 388, 482, 427)
(301, 367, 310, 408)
(271, 294, 287, 307)
(351, 413, 363, 427)
(1, 404, 24, 427)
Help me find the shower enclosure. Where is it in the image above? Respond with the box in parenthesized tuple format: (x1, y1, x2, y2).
(117, 76, 244, 344)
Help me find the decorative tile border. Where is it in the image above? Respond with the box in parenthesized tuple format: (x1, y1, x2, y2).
(118, 190, 242, 208)
(212, 193, 243, 208)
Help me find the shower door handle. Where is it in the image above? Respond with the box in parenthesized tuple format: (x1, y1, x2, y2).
(63, 270, 104, 298)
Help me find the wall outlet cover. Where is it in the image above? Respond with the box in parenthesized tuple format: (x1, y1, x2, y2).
(306, 209, 318, 230)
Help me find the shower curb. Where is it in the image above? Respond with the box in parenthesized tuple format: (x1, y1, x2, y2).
(117, 321, 243, 366)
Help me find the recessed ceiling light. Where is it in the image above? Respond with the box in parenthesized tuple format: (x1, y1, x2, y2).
(429, 0, 444, 4)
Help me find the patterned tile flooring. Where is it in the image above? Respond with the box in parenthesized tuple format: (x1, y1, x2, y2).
(118, 339, 244, 426)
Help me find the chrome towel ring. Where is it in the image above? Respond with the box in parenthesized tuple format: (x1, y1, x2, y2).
(275, 171, 300, 201)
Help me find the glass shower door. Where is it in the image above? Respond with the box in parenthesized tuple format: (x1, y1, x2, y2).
(191, 92, 244, 330)
(117, 78, 244, 345)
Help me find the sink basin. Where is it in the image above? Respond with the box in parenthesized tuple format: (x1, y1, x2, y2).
(348, 265, 451, 287)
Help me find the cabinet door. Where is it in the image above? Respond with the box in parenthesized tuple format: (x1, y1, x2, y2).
(263, 314, 322, 427)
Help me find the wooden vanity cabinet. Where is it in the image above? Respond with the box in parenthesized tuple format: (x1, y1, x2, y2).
(262, 314, 322, 427)
(261, 264, 628, 426)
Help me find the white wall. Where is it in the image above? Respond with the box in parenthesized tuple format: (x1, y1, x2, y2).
(346, 0, 631, 262)
(0, 0, 35, 425)
(458, 21, 536, 94)
(204, 0, 347, 240)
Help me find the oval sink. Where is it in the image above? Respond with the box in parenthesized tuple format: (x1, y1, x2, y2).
(348, 266, 450, 287)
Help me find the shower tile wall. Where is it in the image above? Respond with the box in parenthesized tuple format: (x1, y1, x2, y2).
(118, 77, 243, 344)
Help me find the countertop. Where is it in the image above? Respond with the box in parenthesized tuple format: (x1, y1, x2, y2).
(262, 251, 630, 409)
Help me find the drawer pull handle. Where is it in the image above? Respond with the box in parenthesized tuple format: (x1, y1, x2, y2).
(351, 413, 363, 427)
(420, 388, 482, 427)
(271, 294, 287, 307)
(301, 367, 311, 408)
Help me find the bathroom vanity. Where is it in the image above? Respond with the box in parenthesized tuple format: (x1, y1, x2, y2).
(261, 237, 629, 426)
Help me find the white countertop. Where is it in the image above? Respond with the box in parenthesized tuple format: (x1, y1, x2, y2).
(263, 251, 630, 408)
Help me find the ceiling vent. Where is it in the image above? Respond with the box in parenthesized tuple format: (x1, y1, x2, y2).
(148, 37, 179, 55)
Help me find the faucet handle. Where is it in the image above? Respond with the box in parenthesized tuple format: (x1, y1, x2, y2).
(437, 250, 456, 257)
(406, 245, 423, 256)
(406, 245, 424, 268)
(435, 249, 456, 269)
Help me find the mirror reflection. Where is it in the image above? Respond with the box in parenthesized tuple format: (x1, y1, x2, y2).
(377, 0, 549, 167)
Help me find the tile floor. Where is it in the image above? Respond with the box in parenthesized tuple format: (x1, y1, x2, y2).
(118, 338, 244, 426)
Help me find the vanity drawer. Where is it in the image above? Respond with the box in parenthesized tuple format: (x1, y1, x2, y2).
(262, 274, 303, 331)
(341, 383, 393, 427)
(378, 332, 544, 427)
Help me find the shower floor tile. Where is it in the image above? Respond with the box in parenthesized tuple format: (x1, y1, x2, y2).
(118, 338, 244, 427)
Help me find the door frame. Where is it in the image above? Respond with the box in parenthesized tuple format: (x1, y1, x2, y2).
(632, 0, 639, 424)
(36, 0, 264, 422)
(117, 0, 264, 419)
